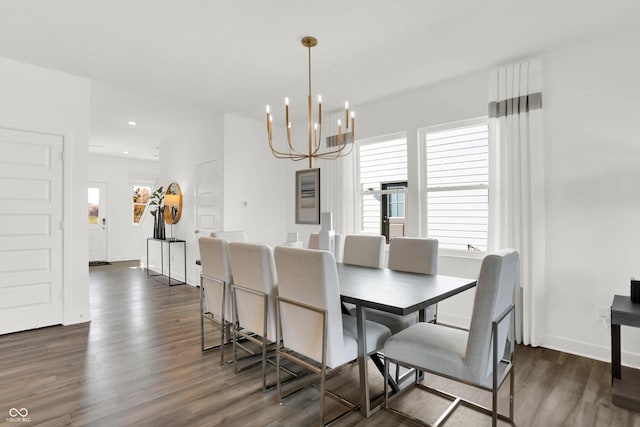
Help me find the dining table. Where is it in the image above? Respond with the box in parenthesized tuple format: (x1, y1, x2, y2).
(337, 262, 477, 417)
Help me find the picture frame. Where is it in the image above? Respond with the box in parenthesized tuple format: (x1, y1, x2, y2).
(295, 168, 320, 224)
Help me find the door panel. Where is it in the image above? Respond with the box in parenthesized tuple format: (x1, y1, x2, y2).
(381, 181, 407, 243)
(88, 182, 107, 262)
(195, 160, 221, 237)
(194, 160, 221, 272)
(0, 127, 64, 334)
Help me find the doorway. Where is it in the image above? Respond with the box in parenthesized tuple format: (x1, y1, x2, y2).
(0, 126, 64, 334)
(88, 182, 108, 262)
(381, 181, 407, 244)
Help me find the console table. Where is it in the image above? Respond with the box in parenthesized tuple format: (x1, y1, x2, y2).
(611, 294, 640, 411)
(146, 238, 186, 286)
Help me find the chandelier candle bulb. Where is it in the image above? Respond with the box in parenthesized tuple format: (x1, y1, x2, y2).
(266, 105, 270, 133)
(285, 97, 289, 125)
(351, 112, 355, 139)
(345, 102, 349, 129)
(314, 123, 318, 148)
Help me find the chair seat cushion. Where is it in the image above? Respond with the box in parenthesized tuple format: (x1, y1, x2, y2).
(342, 314, 391, 354)
(348, 306, 436, 334)
(362, 309, 418, 335)
(384, 322, 482, 385)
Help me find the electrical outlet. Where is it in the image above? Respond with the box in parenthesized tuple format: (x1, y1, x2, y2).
(597, 306, 610, 326)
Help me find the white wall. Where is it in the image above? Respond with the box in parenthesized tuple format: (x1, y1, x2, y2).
(542, 27, 640, 366)
(285, 71, 490, 328)
(0, 56, 91, 326)
(223, 113, 288, 247)
(88, 153, 159, 261)
(151, 112, 289, 285)
(282, 26, 640, 368)
(152, 113, 230, 285)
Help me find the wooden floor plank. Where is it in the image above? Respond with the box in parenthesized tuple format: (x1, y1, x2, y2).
(0, 260, 639, 426)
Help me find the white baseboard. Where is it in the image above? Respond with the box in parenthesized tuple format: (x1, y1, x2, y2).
(544, 334, 640, 369)
(108, 256, 141, 263)
(434, 321, 640, 369)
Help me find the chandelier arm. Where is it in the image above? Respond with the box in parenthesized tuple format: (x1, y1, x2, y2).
(271, 147, 308, 159)
(269, 140, 309, 159)
(316, 143, 354, 160)
(272, 152, 314, 162)
(313, 141, 351, 157)
(270, 130, 310, 158)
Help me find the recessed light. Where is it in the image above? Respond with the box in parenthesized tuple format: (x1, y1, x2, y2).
(122, 151, 129, 154)
(128, 121, 137, 126)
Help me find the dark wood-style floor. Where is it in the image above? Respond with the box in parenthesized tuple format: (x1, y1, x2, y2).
(1, 261, 639, 426)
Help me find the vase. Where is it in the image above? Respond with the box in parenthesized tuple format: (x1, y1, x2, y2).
(158, 208, 166, 240)
(153, 214, 160, 239)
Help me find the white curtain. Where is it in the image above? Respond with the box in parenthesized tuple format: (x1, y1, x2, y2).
(488, 59, 546, 346)
(318, 109, 357, 239)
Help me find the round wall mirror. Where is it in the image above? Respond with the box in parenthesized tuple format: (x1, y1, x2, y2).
(164, 182, 183, 224)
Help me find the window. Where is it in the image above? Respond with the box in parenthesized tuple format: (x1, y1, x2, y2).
(423, 119, 489, 252)
(88, 187, 100, 225)
(357, 135, 408, 242)
(132, 185, 151, 224)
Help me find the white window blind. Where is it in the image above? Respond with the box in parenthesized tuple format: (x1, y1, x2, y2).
(425, 122, 488, 251)
(358, 137, 407, 234)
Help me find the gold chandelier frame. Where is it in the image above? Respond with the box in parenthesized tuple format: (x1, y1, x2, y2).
(266, 36, 355, 169)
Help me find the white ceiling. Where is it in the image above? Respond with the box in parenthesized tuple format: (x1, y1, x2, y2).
(0, 0, 638, 160)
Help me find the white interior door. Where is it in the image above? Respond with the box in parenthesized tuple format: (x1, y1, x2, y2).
(0, 127, 64, 334)
(88, 182, 108, 262)
(195, 159, 221, 240)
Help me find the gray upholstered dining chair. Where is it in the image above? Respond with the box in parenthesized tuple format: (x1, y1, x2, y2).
(210, 230, 248, 242)
(308, 232, 344, 262)
(228, 242, 277, 391)
(342, 234, 385, 314)
(364, 237, 439, 333)
(342, 234, 385, 268)
(198, 237, 233, 365)
(274, 246, 391, 424)
(383, 248, 519, 426)
(308, 232, 320, 249)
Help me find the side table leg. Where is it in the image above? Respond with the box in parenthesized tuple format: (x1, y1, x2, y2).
(612, 322, 621, 382)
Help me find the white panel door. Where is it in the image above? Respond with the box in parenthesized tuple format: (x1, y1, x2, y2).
(88, 182, 108, 262)
(0, 127, 64, 334)
(195, 160, 221, 239)
(194, 159, 221, 273)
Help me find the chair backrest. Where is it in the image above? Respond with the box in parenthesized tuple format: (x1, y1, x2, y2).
(465, 249, 519, 381)
(308, 232, 320, 249)
(198, 237, 232, 319)
(334, 233, 344, 263)
(228, 242, 278, 341)
(388, 237, 438, 274)
(210, 230, 248, 243)
(342, 234, 385, 268)
(274, 246, 347, 368)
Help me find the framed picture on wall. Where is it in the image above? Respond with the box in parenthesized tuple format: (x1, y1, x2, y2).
(295, 168, 320, 224)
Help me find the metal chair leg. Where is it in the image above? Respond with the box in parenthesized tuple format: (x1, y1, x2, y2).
(384, 357, 389, 409)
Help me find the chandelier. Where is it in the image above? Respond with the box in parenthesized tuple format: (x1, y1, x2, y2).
(266, 36, 355, 169)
